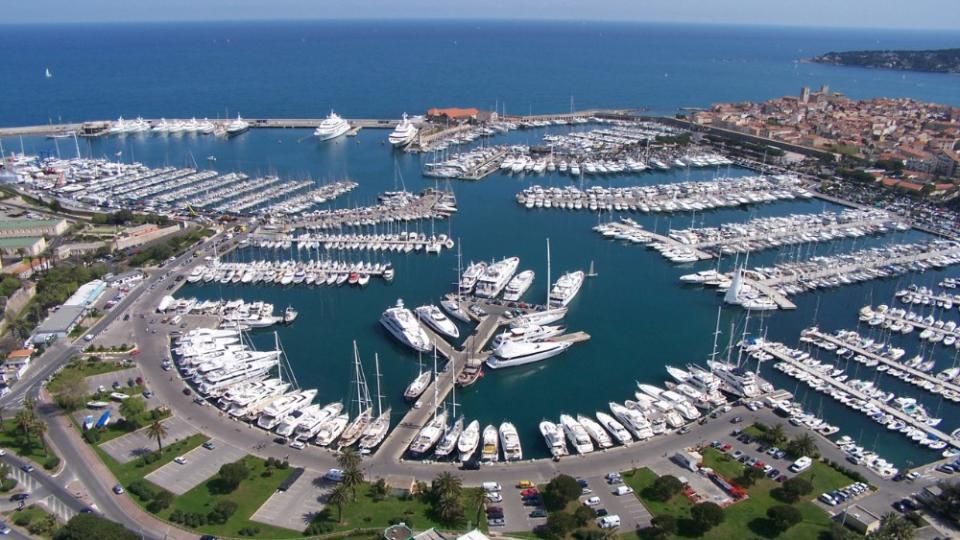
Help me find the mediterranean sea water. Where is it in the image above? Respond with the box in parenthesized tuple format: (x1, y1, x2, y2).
(4, 20, 960, 465)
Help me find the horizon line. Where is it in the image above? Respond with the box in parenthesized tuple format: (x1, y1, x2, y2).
(1, 17, 959, 33)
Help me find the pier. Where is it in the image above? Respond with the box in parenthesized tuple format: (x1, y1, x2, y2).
(378, 297, 590, 460)
(459, 147, 510, 180)
(740, 276, 798, 310)
(759, 340, 960, 449)
(803, 328, 960, 399)
(864, 306, 960, 345)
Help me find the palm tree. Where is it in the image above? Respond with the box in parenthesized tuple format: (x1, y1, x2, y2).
(146, 419, 168, 452)
(0, 463, 10, 483)
(327, 483, 349, 523)
(342, 465, 364, 501)
(30, 420, 47, 453)
(878, 512, 915, 540)
(788, 433, 818, 458)
(769, 423, 787, 446)
(15, 409, 34, 445)
(336, 448, 361, 471)
(432, 471, 462, 501)
(0, 404, 6, 424)
(469, 487, 485, 529)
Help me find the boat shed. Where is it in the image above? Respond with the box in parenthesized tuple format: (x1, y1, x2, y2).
(31, 305, 85, 344)
(64, 279, 106, 308)
(837, 504, 882, 534)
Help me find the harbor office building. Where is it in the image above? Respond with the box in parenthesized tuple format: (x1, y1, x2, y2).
(30, 279, 107, 344)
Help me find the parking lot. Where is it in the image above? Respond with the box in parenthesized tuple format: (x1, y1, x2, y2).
(498, 482, 547, 532)
(145, 439, 245, 494)
(251, 470, 329, 530)
(84, 367, 144, 394)
(581, 475, 652, 532)
(99, 415, 197, 463)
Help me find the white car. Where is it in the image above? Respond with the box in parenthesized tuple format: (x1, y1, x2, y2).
(583, 496, 601, 506)
(174, 456, 187, 465)
(485, 492, 503, 503)
(289, 440, 305, 450)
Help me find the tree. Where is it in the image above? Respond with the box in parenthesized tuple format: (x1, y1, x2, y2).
(776, 477, 814, 503)
(927, 480, 960, 525)
(572, 504, 596, 527)
(736, 466, 765, 488)
(52, 370, 86, 411)
(469, 486, 486, 527)
(767, 504, 802, 532)
(118, 397, 146, 425)
(649, 475, 683, 502)
(871, 512, 916, 540)
(15, 408, 35, 445)
(217, 461, 249, 492)
(326, 483, 349, 523)
(542, 474, 582, 511)
(342, 463, 364, 501)
(431, 472, 464, 525)
(691, 501, 725, 532)
(768, 423, 787, 446)
(53, 513, 137, 540)
(146, 419, 168, 451)
(371, 478, 388, 501)
(30, 419, 47, 452)
(650, 515, 677, 535)
(786, 433, 819, 458)
(545, 511, 577, 539)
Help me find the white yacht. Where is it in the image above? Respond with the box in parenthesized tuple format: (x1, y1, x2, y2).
(459, 261, 487, 294)
(560, 414, 595, 454)
(434, 417, 464, 458)
(458, 419, 481, 462)
(474, 257, 520, 298)
(539, 420, 568, 458)
(409, 410, 448, 456)
(256, 389, 318, 430)
(499, 422, 523, 461)
(486, 340, 571, 369)
(491, 324, 565, 348)
(359, 407, 392, 451)
(440, 297, 471, 323)
(404, 370, 432, 400)
(609, 402, 654, 440)
(481, 424, 500, 462)
(314, 413, 349, 446)
(380, 299, 431, 352)
(577, 414, 614, 449)
(503, 270, 535, 301)
(388, 113, 419, 146)
(274, 404, 320, 437)
(595, 411, 633, 445)
(294, 401, 343, 441)
(549, 270, 585, 308)
(415, 305, 460, 339)
(314, 111, 351, 141)
(510, 307, 567, 328)
(707, 360, 761, 398)
(226, 114, 249, 136)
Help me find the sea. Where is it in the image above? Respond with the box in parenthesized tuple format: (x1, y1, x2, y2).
(3, 20, 960, 465)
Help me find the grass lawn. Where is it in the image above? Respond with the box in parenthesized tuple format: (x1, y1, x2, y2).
(94, 433, 207, 487)
(47, 358, 129, 394)
(156, 455, 299, 539)
(5, 503, 60, 539)
(742, 424, 768, 441)
(626, 450, 860, 540)
(320, 482, 487, 534)
(0, 419, 58, 466)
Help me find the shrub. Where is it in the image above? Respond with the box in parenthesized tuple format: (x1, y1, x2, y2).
(239, 526, 262, 536)
(735, 466, 765, 488)
(83, 430, 101, 444)
(43, 456, 61, 470)
(14, 513, 31, 526)
(648, 475, 683, 502)
(217, 461, 249, 492)
(775, 477, 813, 503)
(146, 489, 173, 513)
(545, 511, 577, 539)
(127, 479, 158, 501)
(767, 504, 803, 532)
(542, 474, 582, 511)
(0, 478, 17, 492)
(572, 505, 596, 527)
(207, 500, 238, 524)
(691, 501, 725, 532)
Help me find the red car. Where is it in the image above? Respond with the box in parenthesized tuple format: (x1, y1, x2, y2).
(521, 488, 539, 497)
(720, 444, 732, 452)
(753, 460, 766, 469)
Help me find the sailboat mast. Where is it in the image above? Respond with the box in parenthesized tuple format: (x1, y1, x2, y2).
(375, 353, 383, 416)
(546, 238, 551, 307)
(353, 340, 362, 414)
(433, 345, 439, 420)
(710, 305, 722, 362)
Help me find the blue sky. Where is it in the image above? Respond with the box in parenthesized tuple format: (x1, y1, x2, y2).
(5, 0, 960, 29)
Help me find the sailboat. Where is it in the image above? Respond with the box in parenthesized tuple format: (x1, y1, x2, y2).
(408, 349, 447, 456)
(45, 67, 52, 79)
(586, 260, 598, 278)
(434, 357, 463, 458)
(441, 242, 471, 322)
(359, 354, 391, 452)
(338, 341, 373, 448)
(404, 351, 432, 401)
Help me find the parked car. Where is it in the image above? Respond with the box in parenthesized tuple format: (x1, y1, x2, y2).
(529, 509, 547, 518)
(202, 441, 216, 450)
(113, 484, 125, 495)
(174, 456, 187, 465)
(584, 496, 601, 506)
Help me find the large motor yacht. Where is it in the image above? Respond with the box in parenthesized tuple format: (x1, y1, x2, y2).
(499, 422, 523, 461)
(503, 270, 535, 301)
(549, 270, 585, 308)
(539, 420, 568, 459)
(414, 304, 460, 339)
(380, 299, 431, 352)
(486, 340, 571, 369)
(388, 113, 419, 146)
(474, 257, 520, 298)
(314, 111, 351, 141)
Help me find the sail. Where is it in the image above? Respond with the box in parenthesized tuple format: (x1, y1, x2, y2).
(723, 268, 742, 305)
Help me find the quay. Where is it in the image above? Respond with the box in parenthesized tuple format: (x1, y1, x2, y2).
(759, 340, 960, 449)
(459, 147, 509, 180)
(379, 297, 590, 459)
(741, 276, 798, 310)
(867, 307, 960, 344)
(644, 230, 714, 260)
(804, 328, 960, 399)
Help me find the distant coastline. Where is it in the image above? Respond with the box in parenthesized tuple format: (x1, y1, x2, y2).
(808, 48, 960, 74)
